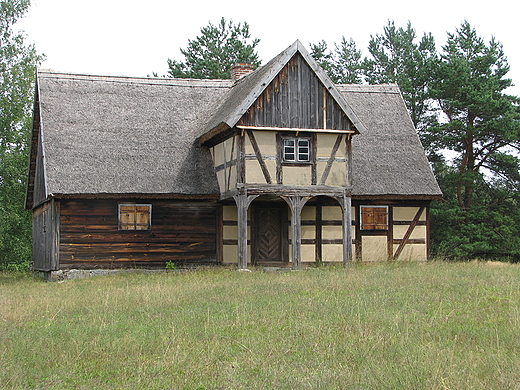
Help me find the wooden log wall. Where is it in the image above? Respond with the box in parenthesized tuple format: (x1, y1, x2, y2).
(59, 199, 219, 269)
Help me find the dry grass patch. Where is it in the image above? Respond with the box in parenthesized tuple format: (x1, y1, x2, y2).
(2, 262, 520, 389)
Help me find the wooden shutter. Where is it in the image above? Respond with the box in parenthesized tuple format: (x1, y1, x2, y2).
(119, 204, 151, 230)
(135, 205, 150, 230)
(119, 205, 136, 230)
(361, 206, 388, 230)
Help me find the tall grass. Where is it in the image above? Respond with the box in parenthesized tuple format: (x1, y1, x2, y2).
(2, 262, 520, 389)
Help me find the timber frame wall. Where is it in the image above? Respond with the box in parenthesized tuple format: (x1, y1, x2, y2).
(220, 199, 431, 266)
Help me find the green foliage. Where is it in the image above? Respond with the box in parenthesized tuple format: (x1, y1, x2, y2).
(310, 37, 364, 84)
(429, 21, 520, 213)
(363, 21, 437, 130)
(167, 17, 261, 79)
(431, 161, 520, 260)
(0, 0, 44, 270)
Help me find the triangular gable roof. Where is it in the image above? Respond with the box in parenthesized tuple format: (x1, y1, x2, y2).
(199, 40, 367, 145)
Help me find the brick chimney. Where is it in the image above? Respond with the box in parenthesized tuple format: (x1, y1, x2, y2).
(230, 63, 255, 81)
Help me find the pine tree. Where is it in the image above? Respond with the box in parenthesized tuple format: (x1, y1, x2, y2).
(363, 21, 437, 130)
(167, 17, 260, 79)
(429, 20, 520, 211)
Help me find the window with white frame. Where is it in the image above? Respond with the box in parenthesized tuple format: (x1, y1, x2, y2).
(282, 137, 310, 163)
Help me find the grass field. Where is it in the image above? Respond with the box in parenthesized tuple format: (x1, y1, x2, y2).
(2, 261, 520, 389)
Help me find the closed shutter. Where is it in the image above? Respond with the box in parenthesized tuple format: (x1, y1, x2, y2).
(361, 206, 388, 230)
(119, 204, 151, 230)
(135, 205, 150, 230)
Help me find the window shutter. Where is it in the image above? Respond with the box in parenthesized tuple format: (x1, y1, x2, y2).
(119, 205, 136, 230)
(361, 206, 388, 230)
(119, 204, 151, 230)
(135, 205, 150, 230)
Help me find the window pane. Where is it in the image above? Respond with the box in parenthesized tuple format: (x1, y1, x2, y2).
(284, 139, 296, 161)
(297, 139, 310, 161)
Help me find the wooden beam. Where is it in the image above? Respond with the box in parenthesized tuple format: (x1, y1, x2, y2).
(246, 130, 272, 184)
(393, 206, 425, 260)
(236, 125, 356, 134)
(319, 134, 343, 185)
(233, 193, 259, 270)
(282, 195, 311, 269)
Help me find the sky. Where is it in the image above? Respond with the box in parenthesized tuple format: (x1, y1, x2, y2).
(15, 0, 520, 96)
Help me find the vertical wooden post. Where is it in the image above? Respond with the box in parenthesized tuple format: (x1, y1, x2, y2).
(343, 133, 353, 267)
(282, 196, 311, 270)
(342, 194, 353, 267)
(345, 134, 353, 189)
(233, 193, 258, 270)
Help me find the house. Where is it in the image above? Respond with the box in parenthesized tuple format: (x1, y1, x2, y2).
(26, 41, 441, 277)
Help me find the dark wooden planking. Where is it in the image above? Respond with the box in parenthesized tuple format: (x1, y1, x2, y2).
(32, 199, 60, 271)
(59, 199, 218, 267)
(239, 54, 352, 131)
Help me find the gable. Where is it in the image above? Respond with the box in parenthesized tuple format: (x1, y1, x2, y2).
(238, 53, 352, 131)
(199, 41, 366, 146)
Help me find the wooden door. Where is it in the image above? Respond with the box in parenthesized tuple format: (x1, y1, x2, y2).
(253, 205, 287, 264)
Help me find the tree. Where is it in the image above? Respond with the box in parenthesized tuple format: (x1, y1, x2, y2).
(427, 21, 520, 259)
(429, 20, 520, 211)
(363, 21, 437, 130)
(167, 17, 261, 79)
(310, 37, 363, 84)
(0, 0, 43, 270)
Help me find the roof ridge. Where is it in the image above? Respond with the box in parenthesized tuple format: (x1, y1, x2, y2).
(37, 70, 233, 88)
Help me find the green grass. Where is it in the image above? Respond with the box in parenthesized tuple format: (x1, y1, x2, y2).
(2, 261, 520, 389)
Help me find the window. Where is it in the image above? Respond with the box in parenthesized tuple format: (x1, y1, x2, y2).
(119, 204, 151, 230)
(283, 137, 310, 163)
(360, 206, 388, 230)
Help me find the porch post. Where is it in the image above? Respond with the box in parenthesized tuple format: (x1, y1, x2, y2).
(343, 133, 353, 267)
(233, 193, 258, 270)
(282, 196, 311, 270)
(341, 193, 353, 267)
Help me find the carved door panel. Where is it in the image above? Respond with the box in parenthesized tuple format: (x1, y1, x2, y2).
(253, 205, 287, 263)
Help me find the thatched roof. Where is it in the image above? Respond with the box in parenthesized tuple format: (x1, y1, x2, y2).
(27, 45, 440, 208)
(338, 84, 441, 197)
(31, 72, 230, 201)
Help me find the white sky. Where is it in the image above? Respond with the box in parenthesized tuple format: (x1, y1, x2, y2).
(15, 0, 520, 96)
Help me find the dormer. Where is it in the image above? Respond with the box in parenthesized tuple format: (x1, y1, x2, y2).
(199, 41, 366, 198)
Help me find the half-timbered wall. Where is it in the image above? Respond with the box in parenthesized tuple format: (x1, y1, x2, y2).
(354, 202, 429, 262)
(243, 131, 348, 187)
(220, 202, 429, 264)
(59, 199, 218, 268)
(211, 136, 239, 194)
(222, 204, 250, 264)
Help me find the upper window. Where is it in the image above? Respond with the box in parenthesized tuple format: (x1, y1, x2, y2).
(283, 137, 310, 163)
(119, 204, 151, 230)
(360, 206, 388, 230)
